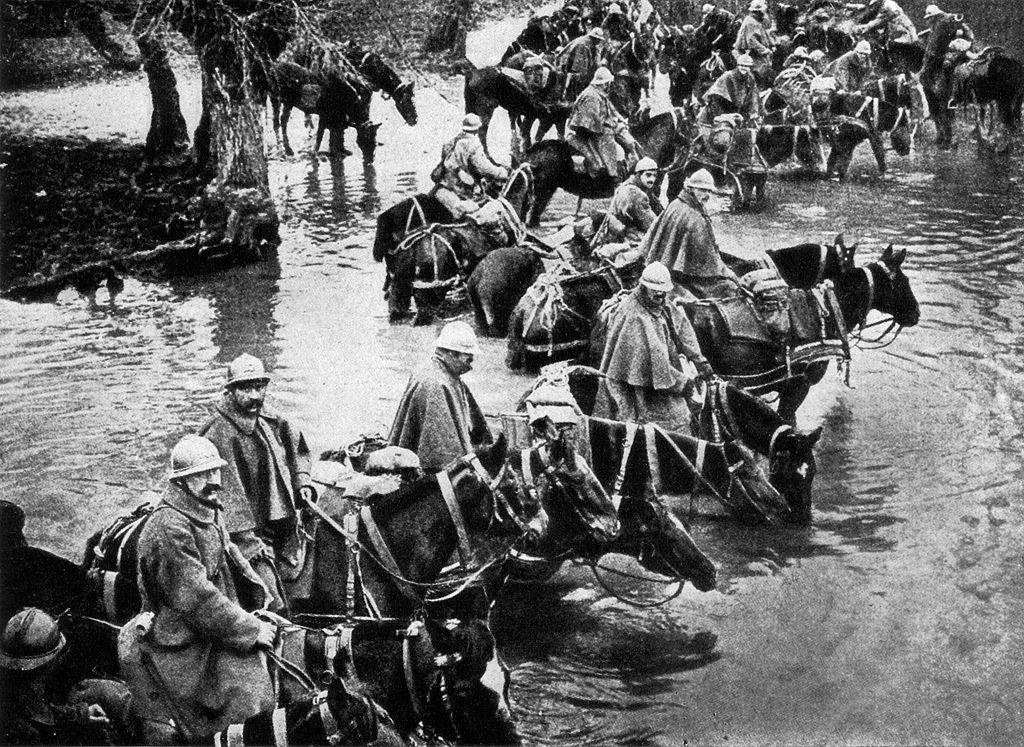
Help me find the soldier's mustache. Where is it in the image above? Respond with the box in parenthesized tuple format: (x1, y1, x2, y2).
(201, 484, 222, 497)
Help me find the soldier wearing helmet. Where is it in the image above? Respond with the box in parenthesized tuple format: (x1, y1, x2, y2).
(594, 156, 664, 246)
(389, 321, 494, 472)
(825, 39, 875, 92)
(701, 53, 765, 124)
(567, 65, 638, 179)
(733, 0, 775, 87)
(117, 435, 275, 743)
(638, 169, 739, 299)
(856, 0, 917, 48)
(199, 353, 313, 613)
(1, 607, 114, 745)
(557, 24, 606, 88)
(593, 261, 713, 429)
(602, 2, 632, 45)
(431, 114, 511, 219)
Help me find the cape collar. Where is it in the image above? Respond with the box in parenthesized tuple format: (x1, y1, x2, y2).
(163, 485, 222, 525)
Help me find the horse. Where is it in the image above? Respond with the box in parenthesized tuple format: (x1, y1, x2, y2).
(198, 675, 403, 747)
(862, 73, 930, 149)
(694, 50, 728, 103)
(919, 13, 976, 147)
(724, 234, 858, 289)
(606, 33, 655, 106)
(956, 49, 1024, 150)
(275, 617, 515, 744)
(344, 43, 418, 128)
(521, 107, 695, 224)
(686, 245, 921, 422)
(386, 166, 535, 324)
(503, 425, 719, 589)
(466, 245, 545, 337)
(269, 60, 382, 162)
(821, 90, 916, 172)
(563, 353, 822, 524)
(506, 262, 641, 371)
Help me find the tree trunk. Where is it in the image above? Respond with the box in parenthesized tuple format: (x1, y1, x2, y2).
(137, 26, 189, 164)
(423, 0, 471, 56)
(188, 58, 279, 263)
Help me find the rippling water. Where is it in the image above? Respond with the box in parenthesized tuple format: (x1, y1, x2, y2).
(3, 54, 1024, 743)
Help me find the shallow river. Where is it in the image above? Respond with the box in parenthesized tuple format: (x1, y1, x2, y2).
(3, 46, 1024, 744)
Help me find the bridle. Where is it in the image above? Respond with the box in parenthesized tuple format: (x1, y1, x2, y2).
(850, 260, 904, 348)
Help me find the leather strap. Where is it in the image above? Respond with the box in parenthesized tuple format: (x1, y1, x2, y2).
(402, 620, 425, 721)
(610, 422, 638, 509)
(437, 470, 472, 570)
(271, 707, 289, 747)
(314, 690, 342, 745)
(102, 570, 119, 622)
(227, 723, 245, 747)
(359, 505, 419, 603)
(643, 425, 663, 495)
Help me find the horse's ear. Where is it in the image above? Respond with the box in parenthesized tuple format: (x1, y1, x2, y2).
(892, 246, 907, 266)
(880, 243, 893, 262)
(802, 425, 823, 446)
(834, 232, 845, 248)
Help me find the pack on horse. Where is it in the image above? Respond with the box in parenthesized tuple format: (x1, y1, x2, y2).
(724, 234, 858, 289)
(273, 617, 515, 744)
(385, 166, 535, 325)
(862, 73, 930, 149)
(685, 245, 920, 422)
(813, 89, 916, 174)
(269, 60, 382, 162)
(918, 12, 975, 147)
(953, 48, 1024, 150)
(506, 260, 643, 371)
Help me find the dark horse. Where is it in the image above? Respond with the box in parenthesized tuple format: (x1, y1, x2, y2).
(275, 617, 514, 744)
(521, 107, 695, 224)
(269, 60, 382, 162)
(919, 13, 977, 147)
(725, 234, 858, 289)
(345, 42, 418, 128)
(956, 49, 1024, 150)
(385, 166, 535, 324)
(686, 245, 921, 422)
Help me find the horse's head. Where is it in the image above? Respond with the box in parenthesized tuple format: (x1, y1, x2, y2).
(873, 244, 919, 326)
(717, 439, 785, 523)
(617, 495, 717, 590)
(289, 676, 384, 745)
(466, 433, 549, 542)
(392, 80, 418, 126)
(835, 233, 857, 272)
(769, 425, 822, 525)
(355, 121, 381, 163)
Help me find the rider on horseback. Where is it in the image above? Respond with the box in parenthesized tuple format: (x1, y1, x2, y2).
(567, 66, 639, 178)
(856, 0, 918, 47)
(118, 435, 276, 744)
(432, 114, 511, 219)
(733, 0, 775, 88)
(639, 169, 739, 299)
(700, 53, 764, 125)
(593, 156, 663, 246)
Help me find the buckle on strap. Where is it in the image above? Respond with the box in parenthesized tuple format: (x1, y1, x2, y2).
(314, 690, 343, 745)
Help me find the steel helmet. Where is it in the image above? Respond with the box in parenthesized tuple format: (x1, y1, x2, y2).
(810, 49, 827, 62)
(526, 384, 580, 426)
(0, 608, 66, 672)
(701, 3, 715, 14)
(462, 113, 482, 132)
(640, 261, 674, 292)
(923, 4, 943, 19)
(684, 168, 718, 192)
(736, 52, 755, 67)
(634, 156, 658, 174)
(855, 40, 872, 55)
(169, 434, 227, 481)
(0, 500, 26, 548)
(435, 320, 480, 355)
(606, 3, 625, 16)
(791, 45, 810, 59)
(591, 66, 614, 85)
(681, 23, 696, 33)
(948, 37, 971, 52)
(587, 26, 606, 39)
(811, 7, 831, 21)
(881, 0, 900, 13)
(226, 353, 270, 387)
(748, 0, 768, 12)
(523, 55, 546, 69)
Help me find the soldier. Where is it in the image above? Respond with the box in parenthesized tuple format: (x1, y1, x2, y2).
(593, 261, 714, 430)
(700, 53, 765, 124)
(825, 40, 875, 92)
(431, 114, 511, 219)
(594, 156, 663, 246)
(199, 353, 313, 614)
(567, 66, 638, 178)
(389, 322, 493, 473)
(118, 435, 275, 743)
(557, 26, 606, 86)
(734, 0, 775, 87)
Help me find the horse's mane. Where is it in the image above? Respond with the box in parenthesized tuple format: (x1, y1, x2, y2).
(362, 473, 439, 515)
